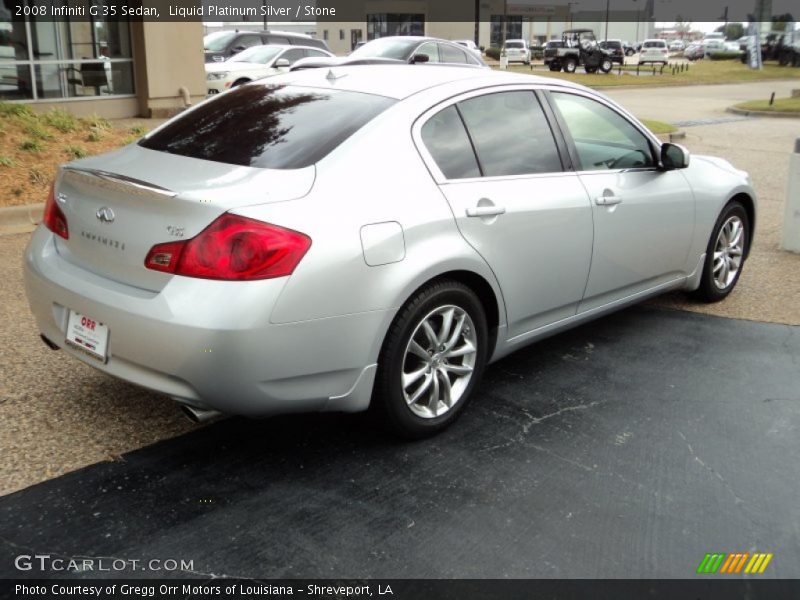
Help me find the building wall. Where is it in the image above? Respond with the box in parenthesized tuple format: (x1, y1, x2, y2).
(136, 21, 207, 117)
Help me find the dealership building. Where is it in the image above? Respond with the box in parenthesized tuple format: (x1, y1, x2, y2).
(0, 1, 655, 119)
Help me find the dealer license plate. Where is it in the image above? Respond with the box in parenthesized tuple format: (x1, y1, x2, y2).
(65, 310, 109, 363)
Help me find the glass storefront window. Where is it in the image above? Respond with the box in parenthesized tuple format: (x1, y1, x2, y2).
(0, 9, 134, 102)
(366, 14, 425, 40)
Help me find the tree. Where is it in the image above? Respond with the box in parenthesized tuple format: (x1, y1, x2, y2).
(715, 23, 744, 40)
(674, 16, 692, 40)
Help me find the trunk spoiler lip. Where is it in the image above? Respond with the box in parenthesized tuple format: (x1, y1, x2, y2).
(61, 166, 178, 199)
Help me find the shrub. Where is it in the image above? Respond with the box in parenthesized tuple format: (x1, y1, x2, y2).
(484, 46, 501, 61)
(20, 139, 44, 152)
(86, 129, 103, 142)
(128, 125, 147, 135)
(84, 114, 111, 130)
(43, 109, 78, 133)
(708, 51, 744, 61)
(0, 156, 15, 167)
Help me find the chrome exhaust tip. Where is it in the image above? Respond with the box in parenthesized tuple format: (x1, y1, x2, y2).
(180, 404, 223, 424)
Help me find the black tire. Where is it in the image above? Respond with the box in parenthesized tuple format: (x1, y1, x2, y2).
(372, 280, 489, 438)
(549, 62, 561, 71)
(692, 201, 750, 303)
(600, 59, 613, 73)
(563, 58, 578, 73)
(584, 66, 598, 74)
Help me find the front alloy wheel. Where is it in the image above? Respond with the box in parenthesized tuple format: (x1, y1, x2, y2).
(601, 59, 613, 73)
(373, 280, 488, 438)
(694, 200, 749, 302)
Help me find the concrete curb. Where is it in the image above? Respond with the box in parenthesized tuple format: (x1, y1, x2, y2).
(0, 203, 43, 235)
(726, 106, 800, 118)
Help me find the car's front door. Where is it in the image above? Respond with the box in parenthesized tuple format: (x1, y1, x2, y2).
(547, 91, 695, 312)
(415, 89, 594, 339)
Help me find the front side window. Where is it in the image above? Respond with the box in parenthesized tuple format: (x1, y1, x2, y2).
(230, 46, 282, 64)
(280, 48, 307, 65)
(550, 92, 655, 171)
(140, 85, 395, 169)
(457, 91, 562, 177)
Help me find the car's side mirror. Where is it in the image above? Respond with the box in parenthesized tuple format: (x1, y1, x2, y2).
(410, 53, 430, 64)
(231, 45, 246, 54)
(661, 143, 690, 170)
(275, 58, 291, 68)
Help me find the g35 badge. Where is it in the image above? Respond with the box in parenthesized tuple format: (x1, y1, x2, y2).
(166, 225, 185, 238)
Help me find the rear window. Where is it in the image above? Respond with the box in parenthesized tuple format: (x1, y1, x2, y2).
(140, 84, 395, 169)
(505, 41, 525, 49)
(643, 41, 666, 48)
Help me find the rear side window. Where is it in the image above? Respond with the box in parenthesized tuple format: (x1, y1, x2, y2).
(421, 105, 480, 179)
(440, 44, 468, 63)
(140, 84, 395, 169)
(457, 91, 562, 177)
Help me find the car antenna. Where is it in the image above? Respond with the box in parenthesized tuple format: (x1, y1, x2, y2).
(326, 69, 347, 81)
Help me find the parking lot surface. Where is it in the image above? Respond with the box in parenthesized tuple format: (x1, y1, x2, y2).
(1, 306, 798, 579)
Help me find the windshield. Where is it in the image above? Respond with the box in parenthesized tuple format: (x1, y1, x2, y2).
(349, 38, 416, 60)
(230, 46, 283, 64)
(204, 31, 237, 52)
(140, 84, 396, 169)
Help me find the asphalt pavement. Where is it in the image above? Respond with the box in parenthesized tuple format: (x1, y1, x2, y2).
(2, 307, 798, 579)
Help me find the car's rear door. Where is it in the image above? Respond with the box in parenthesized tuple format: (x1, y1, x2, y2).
(545, 89, 694, 312)
(414, 87, 594, 340)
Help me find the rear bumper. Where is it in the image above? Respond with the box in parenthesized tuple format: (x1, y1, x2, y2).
(24, 226, 386, 417)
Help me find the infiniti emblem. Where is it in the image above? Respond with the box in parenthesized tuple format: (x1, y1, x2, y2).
(96, 207, 115, 223)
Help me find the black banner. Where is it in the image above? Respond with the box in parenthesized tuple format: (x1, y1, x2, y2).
(4, 579, 800, 600)
(2, 0, 797, 23)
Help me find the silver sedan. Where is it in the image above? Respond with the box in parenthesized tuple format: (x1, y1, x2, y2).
(24, 66, 756, 437)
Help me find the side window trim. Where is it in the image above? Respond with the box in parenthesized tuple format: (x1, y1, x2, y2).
(454, 104, 485, 177)
(542, 89, 660, 172)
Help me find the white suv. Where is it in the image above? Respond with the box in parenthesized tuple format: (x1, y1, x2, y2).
(503, 39, 531, 65)
(639, 39, 669, 65)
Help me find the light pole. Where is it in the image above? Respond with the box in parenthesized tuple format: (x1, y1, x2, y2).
(605, 0, 610, 41)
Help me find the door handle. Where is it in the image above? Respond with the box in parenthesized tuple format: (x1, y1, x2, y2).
(595, 195, 623, 206)
(466, 206, 506, 217)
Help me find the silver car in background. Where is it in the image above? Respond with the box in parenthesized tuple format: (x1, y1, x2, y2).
(24, 66, 755, 437)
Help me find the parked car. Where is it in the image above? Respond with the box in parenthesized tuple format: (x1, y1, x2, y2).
(205, 45, 333, 94)
(452, 39, 482, 57)
(622, 41, 636, 56)
(203, 29, 329, 63)
(599, 39, 625, 64)
(26, 66, 755, 437)
(291, 36, 487, 70)
(544, 29, 613, 73)
(684, 43, 705, 61)
(502, 39, 530, 65)
(639, 39, 669, 65)
(668, 39, 686, 52)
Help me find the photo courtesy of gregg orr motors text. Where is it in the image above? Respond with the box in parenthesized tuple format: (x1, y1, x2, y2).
(13, 554, 193, 573)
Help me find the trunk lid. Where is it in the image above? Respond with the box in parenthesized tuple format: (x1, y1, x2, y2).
(53, 144, 315, 291)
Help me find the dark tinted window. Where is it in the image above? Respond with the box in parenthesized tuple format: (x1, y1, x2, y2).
(440, 44, 468, 63)
(140, 84, 395, 169)
(265, 36, 291, 45)
(457, 91, 562, 177)
(234, 35, 262, 51)
(421, 105, 480, 179)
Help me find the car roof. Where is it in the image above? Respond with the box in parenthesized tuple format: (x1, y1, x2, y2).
(264, 64, 586, 100)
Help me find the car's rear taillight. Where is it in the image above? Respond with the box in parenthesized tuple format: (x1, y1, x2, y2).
(43, 183, 68, 239)
(145, 214, 311, 281)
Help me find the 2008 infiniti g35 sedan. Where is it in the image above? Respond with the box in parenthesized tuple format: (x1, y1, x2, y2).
(24, 66, 756, 437)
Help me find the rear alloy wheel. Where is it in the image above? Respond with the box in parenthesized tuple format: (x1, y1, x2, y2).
(373, 280, 488, 438)
(563, 58, 578, 73)
(600, 58, 613, 73)
(693, 201, 749, 303)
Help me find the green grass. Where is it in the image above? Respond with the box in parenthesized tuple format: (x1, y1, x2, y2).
(24, 122, 54, 141)
(65, 145, 88, 159)
(0, 102, 34, 118)
(128, 125, 147, 135)
(19, 139, 44, 152)
(503, 60, 800, 88)
(86, 129, 103, 142)
(0, 156, 15, 167)
(640, 119, 678, 134)
(84, 114, 111, 131)
(734, 96, 800, 113)
(42, 109, 79, 133)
